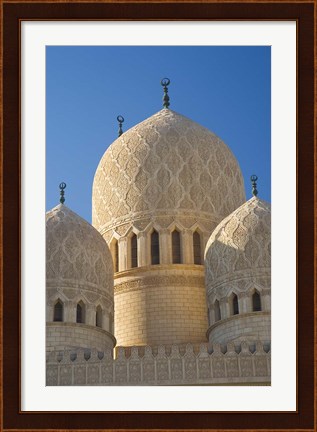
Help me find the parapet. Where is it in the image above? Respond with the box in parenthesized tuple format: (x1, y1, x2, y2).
(46, 340, 270, 386)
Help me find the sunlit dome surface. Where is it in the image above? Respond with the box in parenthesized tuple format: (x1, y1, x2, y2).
(46, 204, 113, 293)
(205, 196, 271, 288)
(92, 108, 246, 233)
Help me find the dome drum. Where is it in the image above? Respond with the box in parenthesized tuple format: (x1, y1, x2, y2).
(46, 294, 114, 331)
(114, 265, 208, 347)
(46, 322, 116, 352)
(108, 219, 215, 273)
(207, 285, 271, 324)
(206, 312, 271, 347)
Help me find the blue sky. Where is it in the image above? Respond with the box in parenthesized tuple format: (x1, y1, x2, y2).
(46, 46, 271, 223)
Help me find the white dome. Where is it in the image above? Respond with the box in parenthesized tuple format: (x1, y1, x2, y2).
(205, 196, 271, 292)
(205, 196, 271, 347)
(92, 109, 245, 234)
(46, 204, 113, 294)
(46, 204, 116, 352)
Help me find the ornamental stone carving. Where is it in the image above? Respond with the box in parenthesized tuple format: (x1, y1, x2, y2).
(205, 197, 271, 345)
(46, 204, 114, 294)
(92, 109, 245, 235)
(205, 197, 271, 292)
(46, 341, 270, 386)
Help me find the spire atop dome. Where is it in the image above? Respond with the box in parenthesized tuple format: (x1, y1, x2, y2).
(251, 174, 258, 197)
(59, 182, 66, 204)
(117, 115, 124, 137)
(161, 78, 170, 108)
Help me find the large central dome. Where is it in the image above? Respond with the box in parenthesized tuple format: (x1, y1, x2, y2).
(92, 108, 245, 235)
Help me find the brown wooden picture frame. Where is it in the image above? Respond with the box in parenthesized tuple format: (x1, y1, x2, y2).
(1, 1, 315, 431)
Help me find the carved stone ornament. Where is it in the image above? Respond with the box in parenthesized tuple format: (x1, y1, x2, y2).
(46, 204, 114, 298)
(92, 109, 245, 233)
(205, 196, 271, 298)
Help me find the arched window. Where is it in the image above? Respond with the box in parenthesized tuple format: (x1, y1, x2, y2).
(151, 230, 160, 265)
(131, 234, 138, 268)
(232, 294, 239, 315)
(53, 300, 63, 322)
(214, 300, 221, 322)
(113, 239, 119, 272)
(96, 306, 102, 328)
(172, 230, 181, 264)
(193, 231, 201, 264)
(76, 301, 85, 324)
(252, 291, 262, 311)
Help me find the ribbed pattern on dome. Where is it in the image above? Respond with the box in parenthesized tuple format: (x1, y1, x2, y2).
(205, 197, 271, 288)
(46, 204, 113, 292)
(92, 109, 245, 233)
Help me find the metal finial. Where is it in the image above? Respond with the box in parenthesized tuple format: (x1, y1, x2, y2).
(161, 78, 170, 109)
(117, 115, 124, 137)
(250, 175, 258, 197)
(59, 182, 66, 204)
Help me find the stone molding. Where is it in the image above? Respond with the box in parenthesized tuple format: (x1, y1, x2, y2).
(46, 284, 114, 310)
(46, 340, 270, 386)
(114, 272, 205, 295)
(114, 263, 204, 279)
(206, 269, 270, 295)
(100, 213, 221, 239)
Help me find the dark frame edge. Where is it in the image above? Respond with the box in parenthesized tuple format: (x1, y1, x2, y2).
(1, 1, 315, 431)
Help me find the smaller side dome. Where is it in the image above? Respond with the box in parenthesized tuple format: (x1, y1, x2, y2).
(205, 197, 271, 288)
(204, 197, 271, 347)
(46, 204, 115, 352)
(46, 204, 113, 291)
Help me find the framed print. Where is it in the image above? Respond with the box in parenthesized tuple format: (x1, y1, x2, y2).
(1, 1, 315, 431)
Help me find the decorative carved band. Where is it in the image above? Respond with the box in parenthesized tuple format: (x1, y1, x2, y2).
(115, 274, 205, 295)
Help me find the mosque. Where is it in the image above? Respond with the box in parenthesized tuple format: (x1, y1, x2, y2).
(46, 79, 271, 386)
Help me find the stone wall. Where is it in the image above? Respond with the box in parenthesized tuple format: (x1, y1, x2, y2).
(46, 322, 116, 352)
(114, 265, 208, 346)
(207, 312, 271, 346)
(46, 340, 270, 386)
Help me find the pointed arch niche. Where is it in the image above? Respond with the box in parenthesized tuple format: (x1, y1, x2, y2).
(252, 290, 262, 311)
(229, 293, 239, 316)
(172, 229, 181, 264)
(193, 230, 202, 264)
(130, 233, 138, 268)
(96, 305, 103, 328)
(76, 301, 86, 324)
(151, 230, 160, 265)
(53, 299, 64, 322)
